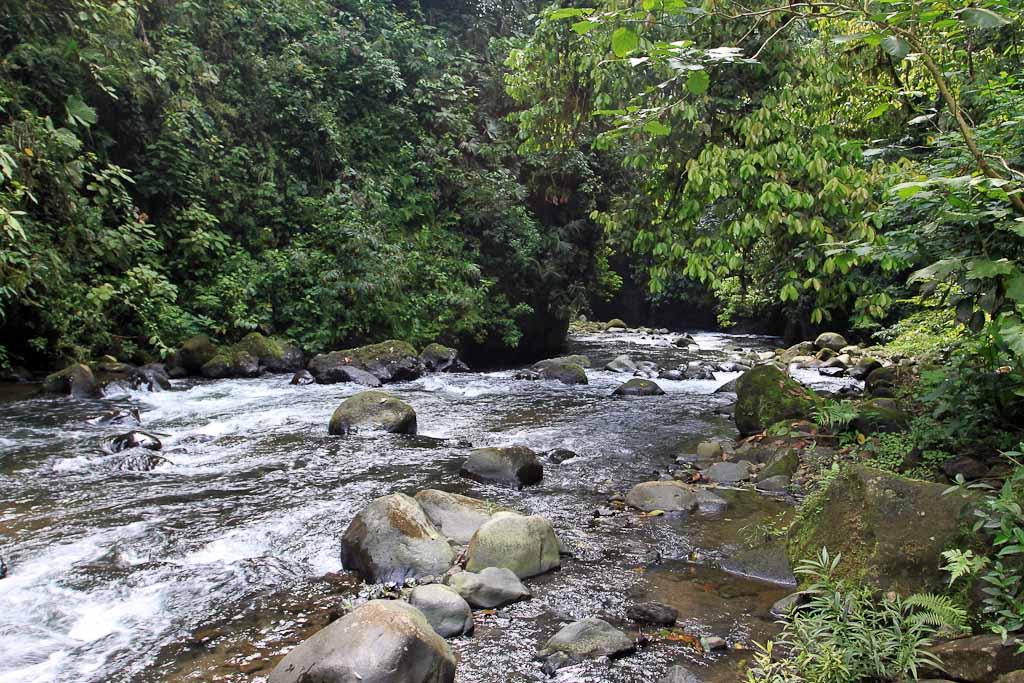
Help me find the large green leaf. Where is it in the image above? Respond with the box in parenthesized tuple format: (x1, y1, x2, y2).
(967, 258, 1016, 279)
(611, 27, 639, 57)
(686, 69, 710, 95)
(958, 7, 1011, 29)
(65, 95, 97, 128)
(880, 35, 910, 60)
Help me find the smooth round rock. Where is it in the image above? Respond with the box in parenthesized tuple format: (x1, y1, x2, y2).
(814, 332, 848, 352)
(538, 617, 634, 660)
(268, 600, 456, 683)
(612, 378, 665, 396)
(460, 446, 542, 488)
(625, 481, 698, 513)
(465, 512, 560, 578)
(703, 461, 752, 484)
(413, 490, 505, 544)
(408, 584, 474, 638)
(605, 355, 637, 373)
(450, 567, 530, 608)
(340, 493, 454, 584)
(329, 391, 417, 435)
(626, 602, 678, 626)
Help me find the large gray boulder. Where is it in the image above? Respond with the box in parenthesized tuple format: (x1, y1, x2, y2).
(924, 635, 1024, 683)
(605, 355, 637, 373)
(537, 362, 588, 386)
(176, 335, 218, 374)
(268, 600, 456, 683)
(308, 340, 423, 384)
(408, 584, 474, 638)
(460, 447, 542, 488)
(450, 567, 530, 608)
(704, 460, 753, 484)
(625, 481, 699, 513)
(340, 493, 454, 583)
(538, 617, 634, 660)
(413, 490, 506, 544)
(329, 391, 417, 435)
(42, 363, 99, 398)
(419, 344, 467, 373)
(735, 365, 818, 436)
(466, 512, 560, 578)
(814, 332, 848, 352)
(612, 378, 665, 396)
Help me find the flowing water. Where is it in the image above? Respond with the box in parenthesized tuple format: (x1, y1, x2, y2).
(0, 331, 832, 683)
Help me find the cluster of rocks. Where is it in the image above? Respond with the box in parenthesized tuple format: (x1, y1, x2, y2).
(89, 408, 172, 472)
(41, 358, 172, 398)
(306, 340, 468, 386)
(513, 355, 591, 385)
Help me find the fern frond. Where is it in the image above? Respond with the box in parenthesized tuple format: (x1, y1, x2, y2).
(904, 593, 968, 630)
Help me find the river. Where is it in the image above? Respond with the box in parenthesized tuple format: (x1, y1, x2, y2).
(0, 330, 823, 683)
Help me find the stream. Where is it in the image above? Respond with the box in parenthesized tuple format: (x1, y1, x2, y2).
(0, 331, 819, 683)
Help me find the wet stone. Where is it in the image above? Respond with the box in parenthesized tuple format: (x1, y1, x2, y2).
(625, 602, 678, 626)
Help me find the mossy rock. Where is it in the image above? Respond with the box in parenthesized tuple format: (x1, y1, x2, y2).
(605, 318, 627, 329)
(853, 398, 910, 434)
(537, 362, 588, 386)
(420, 343, 463, 372)
(329, 390, 417, 435)
(232, 332, 303, 373)
(200, 351, 259, 379)
(177, 335, 218, 373)
(42, 363, 99, 397)
(734, 365, 819, 436)
(786, 465, 976, 594)
(759, 448, 800, 480)
(533, 354, 592, 370)
(612, 378, 665, 396)
(309, 339, 422, 383)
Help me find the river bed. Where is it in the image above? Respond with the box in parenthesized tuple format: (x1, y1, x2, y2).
(0, 331, 811, 683)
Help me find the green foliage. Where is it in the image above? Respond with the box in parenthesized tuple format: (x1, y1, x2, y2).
(747, 548, 967, 683)
(944, 455, 1024, 647)
(812, 401, 860, 432)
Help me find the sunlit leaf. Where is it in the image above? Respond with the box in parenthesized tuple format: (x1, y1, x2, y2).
(612, 27, 639, 57)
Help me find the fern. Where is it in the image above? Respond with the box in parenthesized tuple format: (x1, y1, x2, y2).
(904, 593, 968, 630)
(811, 401, 859, 431)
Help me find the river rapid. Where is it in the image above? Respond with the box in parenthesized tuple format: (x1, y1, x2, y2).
(0, 331, 821, 683)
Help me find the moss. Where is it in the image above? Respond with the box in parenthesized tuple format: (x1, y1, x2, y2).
(735, 365, 820, 436)
(233, 332, 284, 360)
(605, 318, 627, 329)
(336, 340, 418, 366)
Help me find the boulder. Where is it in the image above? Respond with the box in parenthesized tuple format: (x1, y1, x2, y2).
(290, 369, 315, 385)
(545, 448, 578, 464)
(339, 493, 454, 583)
(693, 488, 730, 512)
(419, 344, 467, 373)
(734, 365, 818, 436)
(612, 378, 665, 396)
(537, 362, 588, 386)
(720, 542, 797, 587)
(103, 431, 162, 454)
(449, 567, 530, 608)
(177, 335, 218, 373)
(267, 600, 456, 683)
(200, 351, 260, 379)
(605, 318, 627, 330)
(42, 363, 99, 398)
(755, 475, 790, 492)
(696, 441, 724, 460)
(787, 466, 975, 594)
(759, 449, 800, 480)
(769, 592, 809, 618)
(625, 481, 699, 513)
(942, 456, 990, 481)
(998, 673, 1024, 683)
(853, 398, 911, 434)
(850, 357, 883, 381)
(308, 340, 422, 384)
(234, 332, 304, 373)
(703, 461, 753, 484)
(86, 408, 141, 427)
(685, 365, 715, 380)
(814, 332, 848, 352)
(538, 617, 634, 661)
(780, 341, 816, 364)
(625, 602, 678, 626)
(460, 446, 542, 488)
(534, 355, 592, 370)
(413, 490, 506, 544)
(605, 355, 637, 373)
(408, 584, 474, 638)
(465, 512, 560, 578)
(924, 635, 1024, 683)
(329, 391, 417, 435)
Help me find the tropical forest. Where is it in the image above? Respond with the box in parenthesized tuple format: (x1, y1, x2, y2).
(1, 0, 1024, 682)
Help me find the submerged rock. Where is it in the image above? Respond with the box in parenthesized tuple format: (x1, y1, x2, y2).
(43, 363, 99, 398)
(787, 466, 975, 594)
(612, 378, 665, 396)
(268, 600, 456, 683)
(659, 666, 702, 683)
(339, 493, 454, 584)
(86, 408, 141, 427)
(734, 365, 818, 436)
(328, 391, 417, 435)
(625, 602, 678, 626)
(538, 617, 634, 661)
(110, 451, 171, 472)
(408, 584, 474, 638)
(450, 567, 530, 608)
(460, 446, 542, 488)
(465, 512, 560, 578)
(545, 448, 579, 464)
(720, 542, 797, 587)
(625, 481, 698, 513)
(413, 489, 506, 545)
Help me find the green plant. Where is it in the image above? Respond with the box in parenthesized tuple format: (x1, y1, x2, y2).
(943, 451, 1024, 649)
(747, 548, 967, 683)
(812, 401, 860, 432)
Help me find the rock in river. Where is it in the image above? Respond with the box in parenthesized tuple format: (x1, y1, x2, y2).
(460, 446, 542, 488)
(605, 354, 637, 373)
(625, 602, 678, 626)
(466, 512, 560, 578)
(612, 378, 665, 396)
(625, 481, 698, 513)
(409, 584, 474, 638)
(308, 340, 423, 384)
(450, 567, 530, 609)
(268, 600, 456, 683)
(703, 460, 753, 484)
(734, 364, 818, 436)
(538, 617, 634, 661)
(720, 541, 797, 587)
(328, 391, 417, 435)
(536, 362, 588, 386)
(420, 343, 468, 373)
(103, 431, 162, 454)
(413, 489, 506, 544)
(814, 332, 848, 352)
(340, 493, 454, 584)
(289, 369, 315, 385)
(43, 363, 99, 398)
